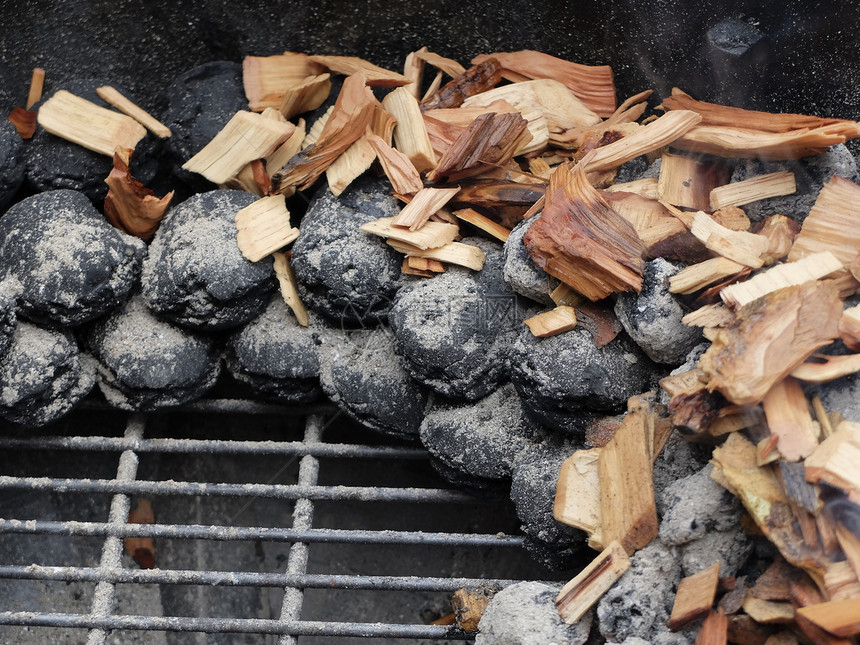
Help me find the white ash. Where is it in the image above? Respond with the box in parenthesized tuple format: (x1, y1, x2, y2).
(317, 325, 428, 439)
(291, 176, 404, 324)
(142, 189, 274, 330)
(0, 189, 146, 327)
(419, 383, 543, 481)
(0, 118, 25, 212)
(225, 295, 322, 402)
(679, 526, 752, 579)
(0, 321, 96, 427)
(509, 326, 658, 434)
(503, 214, 557, 306)
(730, 143, 859, 222)
(614, 259, 702, 365)
(476, 582, 592, 645)
(653, 431, 711, 517)
(85, 294, 221, 411)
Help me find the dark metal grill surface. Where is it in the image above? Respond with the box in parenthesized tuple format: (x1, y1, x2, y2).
(0, 399, 543, 643)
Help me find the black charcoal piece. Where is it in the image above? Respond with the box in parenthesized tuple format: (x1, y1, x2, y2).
(476, 582, 592, 645)
(158, 61, 247, 187)
(291, 177, 403, 325)
(0, 278, 20, 360)
(509, 326, 658, 434)
(226, 295, 322, 402)
(317, 327, 428, 439)
(0, 119, 25, 212)
(419, 384, 541, 482)
(503, 215, 557, 306)
(24, 79, 158, 203)
(389, 239, 526, 401)
(614, 258, 702, 365)
(0, 321, 96, 427)
(0, 189, 146, 327)
(85, 295, 220, 411)
(141, 189, 274, 331)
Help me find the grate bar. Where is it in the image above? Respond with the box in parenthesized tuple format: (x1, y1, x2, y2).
(0, 476, 480, 503)
(79, 398, 335, 417)
(0, 612, 466, 638)
(0, 435, 428, 459)
(0, 518, 524, 546)
(0, 564, 527, 591)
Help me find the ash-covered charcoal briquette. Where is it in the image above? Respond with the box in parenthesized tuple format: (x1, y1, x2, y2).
(0, 278, 20, 359)
(24, 79, 158, 203)
(141, 189, 274, 331)
(503, 214, 558, 306)
(476, 582, 592, 645)
(226, 295, 323, 402)
(158, 61, 248, 187)
(509, 326, 659, 434)
(85, 295, 221, 411)
(0, 119, 25, 212)
(291, 176, 404, 325)
(614, 258, 702, 365)
(317, 327, 428, 439)
(0, 189, 146, 327)
(0, 321, 96, 427)
(419, 384, 543, 482)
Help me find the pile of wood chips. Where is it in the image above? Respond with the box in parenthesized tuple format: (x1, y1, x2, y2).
(14, 46, 860, 644)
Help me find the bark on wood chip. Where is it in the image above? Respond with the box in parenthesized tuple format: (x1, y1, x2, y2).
(278, 73, 332, 119)
(670, 562, 721, 631)
(700, 281, 842, 406)
(307, 54, 412, 87)
(271, 73, 375, 192)
(37, 89, 147, 156)
(183, 110, 294, 185)
(242, 52, 325, 110)
(796, 599, 860, 637)
(657, 152, 731, 212)
(420, 58, 502, 111)
(426, 112, 531, 183)
(386, 239, 485, 271)
(555, 541, 631, 625)
(235, 194, 298, 262)
(125, 498, 155, 569)
(452, 208, 511, 242)
(710, 171, 797, 211)
(272, 251, 308, 327)
(804, 421, 860, 505)
(361, 216, 459, 250)
(690, 211, 770, 268)
(523, 162, 645, 301)
(554, 447, 604, 550)
(391, 186, 460, 231)
(523, 306, 577, 338)
(104, 146, 173, 241)
(472, 50, 617, 118)
(695, 609, 728, 645)
(383, 86, 437, 173)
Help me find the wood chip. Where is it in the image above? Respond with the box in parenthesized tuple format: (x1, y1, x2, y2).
(657, 152, 731, 212)
(555, 541, 631, 624)
(272, 251, 308, 326)
(242, 52, 324, 110)
(278, 73, 332, 119)
(183, 110, 294, 184)
(420, 58, 502, 111)
(472, 50, 617, 118)
(103, 146, 173, 241)
(391, 187, 460, 231)
(95, 85, 171, 138)
(753, 214, 800, 264)
(386, 239, 485, 271)
(682, 303, 735, 329)
(695, 609, 728, 645)
(700, 281, 842, 406)
(523, 161, 645, 301)
(451, 588, 493, 633)
(451, 208, 511, 242)
(605, 177, 659, 199)
(402, 48, 426, 98)
(690, 211, 770, 268)
(670, 257, 747, 295)
(599, 406, 659, 554)
(554, 448, 603, 550)
(325, 132, 376, 197)
(383, 86, 437, 173)
(366, 131, 423, 195)
(742, 593, 796, 624)
(37, 89, 147, 156)
(839, 304, 860, 352)
(550, 283, 586, 308)
(523, 306, 577, 338)
(796, 599, 860, 637)
(26, 67, 45, 110)
(307, 55, 412, 87)
(302, 106, 333, 149)
(761, 377, 819, 461)
(791, 353, 860, 382)
(361, 217, 459, 250)
(824, 560, 860, 601)
(720, 251, 843, 309)
(709, 171, 796, 210)
(406, 256, 445, 273)
(8, 107, 37, 139)
(266, 118, 306, 180)
(673, 124, 855, 160)
(788, 176, 860, 270)
(804, 421, 860, 505)
(669, 562, 721, 631)
(235, 195, 298, 262)
(414, 50, 466, 77)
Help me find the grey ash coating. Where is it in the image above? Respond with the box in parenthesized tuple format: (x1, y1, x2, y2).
(225, 295, 322, 402)
(0, 321, 95, 427)
(389, 237, 528, 401)
(141, 189, 275, 331)
(157, 61, 248, 188)
(291, 176, 404, 325)
(509, 325, 658, 434)
(503, 214, 557, 306)
(0, 119, 25, 212)
(614, 258, 702, 365)
(85, 295, 221, 411)
(318, 326, 428, 439)
(23, 79, 158, 203)
(0, 189, 146, 327)
(0, 278, 19, 360)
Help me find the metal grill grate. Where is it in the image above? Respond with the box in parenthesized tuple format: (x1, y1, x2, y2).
(0, 399, 550, 643)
